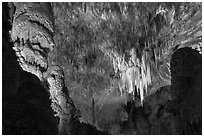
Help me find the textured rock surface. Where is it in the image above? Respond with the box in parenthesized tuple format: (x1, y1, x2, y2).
(43, 65, 76, 134)
(3, 4, 58, 134)
(3, 2, 202, 135)
(8, 2, 76, 134)
(10, 2, 54, 80)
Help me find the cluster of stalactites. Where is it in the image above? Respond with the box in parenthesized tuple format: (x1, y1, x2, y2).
(121, 48, 152, 105)
(101, 45, 152, 105)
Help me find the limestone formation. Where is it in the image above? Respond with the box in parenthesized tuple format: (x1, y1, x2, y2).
(44, 65, 76, 134)
(10, 2, 75, 134)
(10, 2, 54, 81)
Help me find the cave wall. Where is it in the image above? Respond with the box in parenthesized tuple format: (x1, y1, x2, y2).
(2, 3, 58, 134)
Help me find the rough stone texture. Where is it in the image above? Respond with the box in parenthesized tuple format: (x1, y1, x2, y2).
(10, 2, 55, 80)
(9, 2, 76, 134)
(3, 3, 57, 134)
(44, 65, 76, 134)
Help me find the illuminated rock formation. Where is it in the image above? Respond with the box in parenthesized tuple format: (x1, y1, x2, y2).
(10, 2, 54, 81)
(10, 2, 75, 134)
(44, 65, 76, 134)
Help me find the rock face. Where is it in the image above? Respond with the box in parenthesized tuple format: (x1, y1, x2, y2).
(9, 2, 76, 134)
(167, 47, 202, 134)
(43, 65, 76, 134)
(10, 2, 54, 80)
(3, 3, 58, 134)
